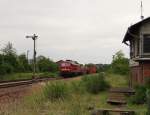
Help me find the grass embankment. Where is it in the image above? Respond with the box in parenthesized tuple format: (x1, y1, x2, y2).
(0, 73, 147, 115)
(0, 72, 58, 81)
(106, 73, 128, 87)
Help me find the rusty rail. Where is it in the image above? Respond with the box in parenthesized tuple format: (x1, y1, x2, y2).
(0, 77, 62, 89)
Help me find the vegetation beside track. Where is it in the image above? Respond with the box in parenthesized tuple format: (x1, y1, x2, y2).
(1, 73, 147, 115)
(0, 72, 58, 81)
(0, 42, 59, 80)
(0, 50, 148, 115)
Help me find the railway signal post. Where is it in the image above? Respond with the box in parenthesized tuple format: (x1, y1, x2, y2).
(26, 34, 38, 78)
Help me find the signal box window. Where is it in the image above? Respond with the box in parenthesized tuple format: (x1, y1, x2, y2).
(143, 34, 150, 54)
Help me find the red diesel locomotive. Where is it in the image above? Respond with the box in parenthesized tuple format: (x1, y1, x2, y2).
(57, 60, 97, 76)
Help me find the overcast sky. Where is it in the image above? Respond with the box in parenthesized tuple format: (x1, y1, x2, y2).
(0, 0, 149, 64)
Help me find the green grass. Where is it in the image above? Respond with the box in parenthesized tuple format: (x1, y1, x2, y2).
(127, 103, 147, 115)
(0, 73, 147, 115)
(43, 81, 69, 101)
(0, 72, 58, 81)
(0, 73, 33, 81)
(38, 72, 58, 78)
(3, 93, 109, 115)
(81, 73, 109, 94)
(105, 73, 128, 87)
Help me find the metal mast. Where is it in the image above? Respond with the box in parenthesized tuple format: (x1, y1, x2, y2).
(141, 1, 144, 20)
(26, 34, 38, 78)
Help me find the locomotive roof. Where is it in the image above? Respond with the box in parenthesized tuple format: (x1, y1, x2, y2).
(122, 17, 150, 44)
(57, 60, 80, 65)
(66, 60, 79, 65)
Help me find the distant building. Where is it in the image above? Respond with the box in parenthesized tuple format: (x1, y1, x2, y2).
(123, 17, 150, 86)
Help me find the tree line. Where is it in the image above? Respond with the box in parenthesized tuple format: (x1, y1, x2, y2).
(97, 50, 129, 75)
(0, 42, 129, 76)
(0, 42, 58, 75)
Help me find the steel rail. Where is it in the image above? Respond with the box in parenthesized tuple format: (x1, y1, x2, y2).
(0, 77, 61, 89)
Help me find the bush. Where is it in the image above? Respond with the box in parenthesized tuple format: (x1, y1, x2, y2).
(145, 77, 150, 89)
(70, 81, 86, 94)
(43, 82, 69, 101)
(0, 63, 13, 75)
(129, 85, 146, 104)
(68, 103, 82, 115)
(37, 56, 58, 73)
(38, 72, 58, 78)
(111, 50, 129, 75)
(146, 89, 150, 115)
(81, 73, 109, 94)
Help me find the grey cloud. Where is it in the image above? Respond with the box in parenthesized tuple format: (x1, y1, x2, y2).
(0, 0, 149, 64)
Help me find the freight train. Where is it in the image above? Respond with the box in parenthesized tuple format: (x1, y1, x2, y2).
(57, 60, 97, 76)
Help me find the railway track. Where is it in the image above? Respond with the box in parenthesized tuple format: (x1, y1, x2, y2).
(0, 77, 62, 88)
(0, 77, 64, 104)
(0, 76, 81, 104)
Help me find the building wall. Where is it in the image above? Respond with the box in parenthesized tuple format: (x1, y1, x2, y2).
(140, 21, 150, 34)
(140, 21, 150, 57)
(130, 21, 150, 59)
(131, 66, 143, 85)
(131, 61, 150, 85)
(128, 20, 150, 86)
(130, 30, 140, 59)
(143, 63, 150, 77)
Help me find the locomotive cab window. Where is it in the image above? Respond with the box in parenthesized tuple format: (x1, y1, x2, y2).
(143, 34, 150, 54)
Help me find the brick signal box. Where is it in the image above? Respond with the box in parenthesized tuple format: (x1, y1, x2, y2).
(123, 17, 150, 86)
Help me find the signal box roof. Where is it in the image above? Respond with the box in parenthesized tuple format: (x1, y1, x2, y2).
(123, 17, 150, 44)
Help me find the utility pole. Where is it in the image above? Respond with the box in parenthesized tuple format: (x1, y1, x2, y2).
(26, 34, 38, 78)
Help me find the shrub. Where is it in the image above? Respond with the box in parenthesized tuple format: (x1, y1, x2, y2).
(111, 50, 129, 75)
(0, 63, 13, 75)
(43, 82, 69, 101)
(145, 77, 150, 89)
(81, 73, 109, 94)
(146, 89, 150, 115)
(24, 92, 45, 110)
(37, 56, 58, 73)
(39, 72, 58, 78)
(68, 103, 81, 115)
(129, 85, 146, 104)
(70, 81, 86, 94)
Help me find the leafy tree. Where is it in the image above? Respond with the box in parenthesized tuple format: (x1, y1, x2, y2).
(18, 54, 31, 72)
(0, 42, 58, 76)
(96, 64, 111, 72)
(37, 56, 58, 72)
(111, 50, 129, 75)
(1, 42, 16, 55)
(0, 63, 13, 75)
(0, 42, 18, 73)
(0, 54, 4, 65)
(1, 42, 18, 67)
(4, 53, 18, 69)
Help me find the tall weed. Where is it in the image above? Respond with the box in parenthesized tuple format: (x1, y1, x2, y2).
(43, 82, 69, 101)
(81, 73, 109, 94)
(129, 85, 146, 104)
(70, 81, 86, 94)
(146, 89, 150, 115)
